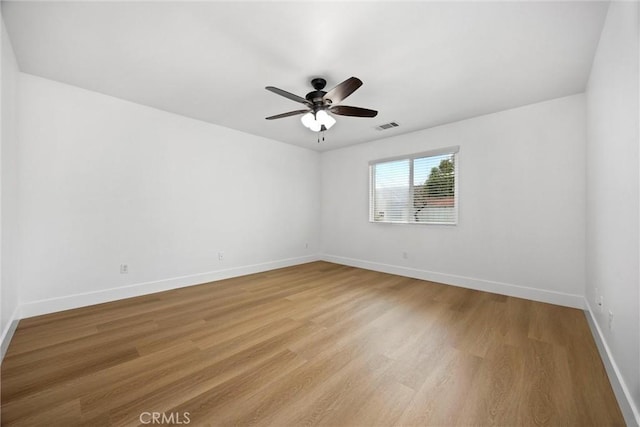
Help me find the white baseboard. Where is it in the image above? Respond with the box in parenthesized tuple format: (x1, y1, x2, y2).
(321, 254, 585, 309)
(20, 254, 321, 319)
(584, 299, 640, 427)
(1, 306, 21, 361)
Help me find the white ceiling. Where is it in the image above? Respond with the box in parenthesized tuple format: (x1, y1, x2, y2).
(2, 1, 608, 151)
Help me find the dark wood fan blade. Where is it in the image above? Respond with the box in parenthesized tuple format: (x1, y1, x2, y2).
(265, 86, 311, 105)
(330, 105, 378, 118)
(265, 109, 309, 120)
(323, 77, 363, 104)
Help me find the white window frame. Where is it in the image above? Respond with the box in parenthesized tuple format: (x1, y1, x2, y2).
(369, 146, 459, 225)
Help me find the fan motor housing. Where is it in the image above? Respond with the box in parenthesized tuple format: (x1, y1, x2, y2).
(306, 78, 328, 105)
(305, 90, 327, 104)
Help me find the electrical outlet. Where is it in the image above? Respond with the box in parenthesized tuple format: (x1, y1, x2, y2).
(608, 310, 614, 330)
(218, 252, 224, 261)
(120, 264, 128, 274)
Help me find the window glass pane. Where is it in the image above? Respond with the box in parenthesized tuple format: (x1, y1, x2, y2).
(370, 149, 457, 225)
(412, 154, 455, 223)
(373, 159, 410, 222)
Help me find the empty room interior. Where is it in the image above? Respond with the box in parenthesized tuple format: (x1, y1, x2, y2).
(0, 1, 639, 426)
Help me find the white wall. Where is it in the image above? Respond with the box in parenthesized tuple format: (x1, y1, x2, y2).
(17, 74, 320, 316)
(1, 12, 21, 356)
(585, 1, 640, 424)
(321, 94, 586, 308)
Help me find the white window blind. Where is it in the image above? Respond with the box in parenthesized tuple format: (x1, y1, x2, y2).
(369, 148, 458, 225)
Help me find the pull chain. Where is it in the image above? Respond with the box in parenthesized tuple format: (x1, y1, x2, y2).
(317, 129, 326, 143)
(317, 124, 327, 143)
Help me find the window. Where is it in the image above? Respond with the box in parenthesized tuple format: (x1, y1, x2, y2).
(369, 147, 458, 224)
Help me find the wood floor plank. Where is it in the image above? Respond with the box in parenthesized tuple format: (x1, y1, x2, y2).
(210, 338, 390, 426)
(1, 261, 625, 426)
(455, 342, 527, 425)
(109, 349, 308, 427)
(3, 398, 82, 427)
(394, 346, 483, 426)
(265, 352, 392, 427)
(341, 379, 415, 427)
(1, 342, 199, 425)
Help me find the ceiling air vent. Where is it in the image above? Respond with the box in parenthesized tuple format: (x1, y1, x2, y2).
(375, 121, 399, 131)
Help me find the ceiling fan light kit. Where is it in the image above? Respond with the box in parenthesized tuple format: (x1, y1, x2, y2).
(265, 76, 378, 137)
(300, 110, 336, 132)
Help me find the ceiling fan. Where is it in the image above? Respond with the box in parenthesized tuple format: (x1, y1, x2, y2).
(265, 77, 378, 133)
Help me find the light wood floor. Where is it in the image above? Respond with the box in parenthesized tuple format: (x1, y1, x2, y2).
(1, 262, 624, 426)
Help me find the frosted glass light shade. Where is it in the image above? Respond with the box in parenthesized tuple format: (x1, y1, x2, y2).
(300, 112, 315, 129)
(315, 110, 336, 129)
(300, 110, 335, 132)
